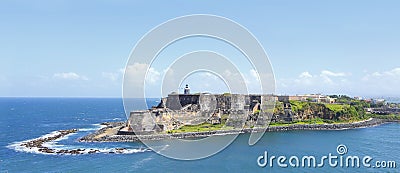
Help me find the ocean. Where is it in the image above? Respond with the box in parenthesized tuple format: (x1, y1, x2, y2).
(0, 98, 399, 172)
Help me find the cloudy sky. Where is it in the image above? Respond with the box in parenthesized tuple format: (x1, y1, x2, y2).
(1, 0, 399, 98)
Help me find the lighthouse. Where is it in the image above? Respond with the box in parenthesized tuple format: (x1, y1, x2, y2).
(184, 84, 190, 95)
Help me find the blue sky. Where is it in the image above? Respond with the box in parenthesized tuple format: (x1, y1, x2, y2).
(1, 0, 399, 98)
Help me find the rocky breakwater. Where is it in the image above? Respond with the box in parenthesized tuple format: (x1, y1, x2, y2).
(18, 124, 139, 155)
(81, 118, 391, 142)
(20, 129, 79, 154)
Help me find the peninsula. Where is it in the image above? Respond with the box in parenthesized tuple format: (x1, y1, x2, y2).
(80, 85, 400, 142)
(17, 86, 399, 155)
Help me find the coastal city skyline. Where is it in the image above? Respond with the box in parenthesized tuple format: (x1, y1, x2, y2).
(1, 0, 400, 98)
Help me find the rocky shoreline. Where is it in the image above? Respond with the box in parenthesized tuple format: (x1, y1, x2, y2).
(19, 129, 82, 154)
(14, 118, 397, 155)
(15, 122, 139, 155)
(79, 118, 396, 142)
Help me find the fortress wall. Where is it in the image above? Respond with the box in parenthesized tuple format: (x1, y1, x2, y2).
(165, 94, 200, 110)
(165, 94, 181, 110)
(163, 94, 270, 112)
(199, 94, 217, 112)
(129, 111, 156, 132)
(231, 94, 245, 111)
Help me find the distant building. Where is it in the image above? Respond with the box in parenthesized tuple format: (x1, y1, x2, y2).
(277, 96, 289, 102)
(372, 99, 385, 105)
(184, 84, 190, 95)
(354, 96, 363, 100)
(288, 94, 336, 104)
(289, 95, 308, 102)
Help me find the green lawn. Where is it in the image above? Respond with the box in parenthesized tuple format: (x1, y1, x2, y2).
(289, 100, 308, 111)
(325, 104, 346, 112)
(167, 122, 234, 133)
(167, 116, 373, 133)
(269, 116, 367, 127)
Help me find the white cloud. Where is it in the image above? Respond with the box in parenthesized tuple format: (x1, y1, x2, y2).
(102, 68, 124, 81)
(299, 71, 312, 78)
(348, 67, 400, 96)
(360, 68, 400, 94)
(102, 72, 119, 81)
(250, 69, 259, 81)
(277, 70, 350, 95)
(320, 70, 347, 77)
(198, 71, 219, 80)
(277, 67, 400, 96)
(319, 70, 349, 84)
(362, 68, 400, 82)
(391, 68, 400, 75)
(120, 63, 164, 97)
(124, 63, 161, 85)
(364, 68, 400, 80)
(146, 67, 161, 84)
(53, 72, 88, 80)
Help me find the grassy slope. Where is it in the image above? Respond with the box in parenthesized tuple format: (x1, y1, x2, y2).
(167, 122, 234, 133)
(167, 101, 398, 133)
(325, 104, 347, 112)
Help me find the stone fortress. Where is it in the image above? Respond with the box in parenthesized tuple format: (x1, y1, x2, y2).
(119, 85, 275, 135)
(118, 85, 338, 135)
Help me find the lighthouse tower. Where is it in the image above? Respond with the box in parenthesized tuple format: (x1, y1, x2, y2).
(184, 84, 190, 95)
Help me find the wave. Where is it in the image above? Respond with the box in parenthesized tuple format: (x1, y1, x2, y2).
(58, 147, 151, 155)
(6, 130, 76, 155)
(7, 142, 150, 155)
(78, 127, 100, 132)
(131, 156, 154, 169)
(79, 124, 107, 131)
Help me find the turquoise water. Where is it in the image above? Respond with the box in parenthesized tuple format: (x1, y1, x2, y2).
(0, 98, 399, 172)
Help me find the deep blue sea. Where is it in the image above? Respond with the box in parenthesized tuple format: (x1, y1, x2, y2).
(0, 98, 399, 172)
